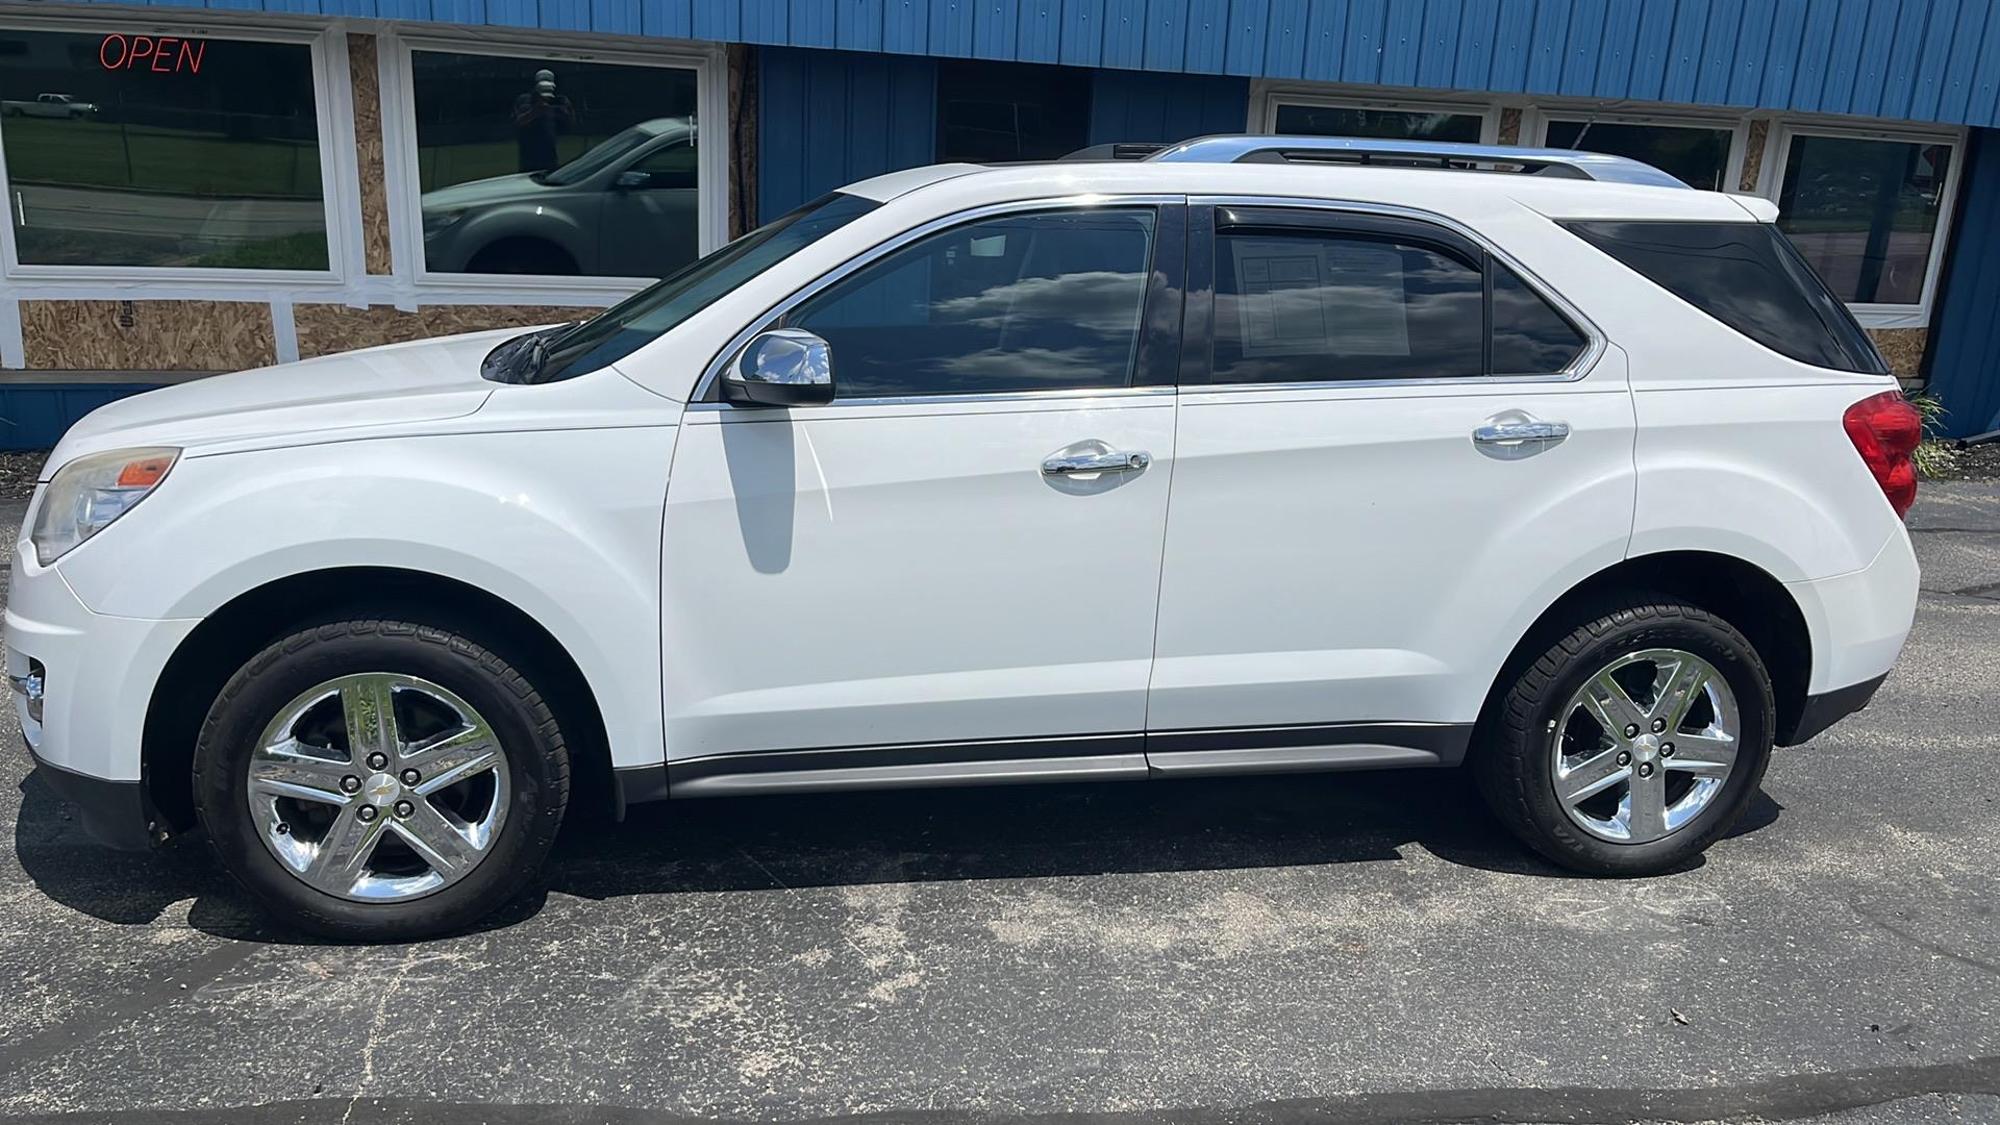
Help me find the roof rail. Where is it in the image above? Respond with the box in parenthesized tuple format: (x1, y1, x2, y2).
(1145, 136, 1690, 189)
(1058, 142, 1171, 162)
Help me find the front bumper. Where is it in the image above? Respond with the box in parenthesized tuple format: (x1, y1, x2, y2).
(25, 742, 156, 851)
(7, 535, 199, 845)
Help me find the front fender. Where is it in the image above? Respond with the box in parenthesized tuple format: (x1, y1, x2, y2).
(57, 428, 673, 770)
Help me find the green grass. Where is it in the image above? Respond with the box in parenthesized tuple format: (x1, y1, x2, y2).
(1, 117, 320, 198)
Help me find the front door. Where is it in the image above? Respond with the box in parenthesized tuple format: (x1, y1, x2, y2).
(1147, 202, 1637, 772)
(660, 202, 1185, 788)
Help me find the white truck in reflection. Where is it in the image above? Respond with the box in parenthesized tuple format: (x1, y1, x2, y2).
(1, 93, 99, 119)
(420, 116, 698, 277)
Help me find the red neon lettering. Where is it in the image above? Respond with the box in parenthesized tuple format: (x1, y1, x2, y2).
(151, 37, 177, 71)
(98, 33, 126, 70)
(181, 39, 205, 74)
(98, 32, 208, 74)
(127, 35, 154, 69)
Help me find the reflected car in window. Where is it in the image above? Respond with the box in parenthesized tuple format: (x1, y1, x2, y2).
(419, 116, 698, 277)
(1, 92, 98, 119)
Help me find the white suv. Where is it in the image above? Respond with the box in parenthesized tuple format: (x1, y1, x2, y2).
(9, 138, 1922, 939)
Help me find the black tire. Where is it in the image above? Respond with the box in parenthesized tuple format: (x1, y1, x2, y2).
(1474, 597, 1776, 875)
(193, 619, 570, 940)
(465, 237, 578, 275)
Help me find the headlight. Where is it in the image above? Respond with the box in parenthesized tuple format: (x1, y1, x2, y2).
(423, 209, 466, 238)
(30, 447, 179, 566)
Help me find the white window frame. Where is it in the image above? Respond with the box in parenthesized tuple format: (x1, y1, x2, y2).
(1522, 105, 1750, 195)
(381, 28, 728, 303)
(1249, 81, 1501, 145)
(0, 12, 360, 288)
(1760, 119, 1966, 329)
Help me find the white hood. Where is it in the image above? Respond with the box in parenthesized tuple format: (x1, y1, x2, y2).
(44, 328, 529, 474)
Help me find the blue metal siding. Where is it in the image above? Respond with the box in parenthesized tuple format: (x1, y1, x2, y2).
(1925, 128, 2000, 438)
(38, 0, 2000, 126)
(0, 386, 157, 452)
(756, 47, 936, 222)
(1088, 69, 1250, 142)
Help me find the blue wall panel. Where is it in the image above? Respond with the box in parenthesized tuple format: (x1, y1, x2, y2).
(1926, 128, 2000, 438)
(24, 0, 2000, 126)
(1088, 68, 1249, 142)
(0, 387, 158, 452)
(757, 47, 936, 222)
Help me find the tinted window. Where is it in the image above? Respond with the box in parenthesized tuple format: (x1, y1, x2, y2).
(789, 209, 1155, 398)
(0, 29, 325, 269)
(1271, 104, 1484, 142)
(410, 50, 699, 278)
(536, 192, 877, 383)
(1492, 263, 1587, 374)
(1566, 220, 1886, 374)
(1777, 134, 1952, 306)
(1543, 120, 1733, 191)
(936, 60, 1091, 163)
(1212, 229, 1484, 383)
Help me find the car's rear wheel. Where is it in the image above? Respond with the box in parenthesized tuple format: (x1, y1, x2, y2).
(193, 619, 569, 940)
(1474, 598, 1775, 874)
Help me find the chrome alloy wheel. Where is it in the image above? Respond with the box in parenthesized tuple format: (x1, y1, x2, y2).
(246, 673, 509, 902)
(1550, 648, 1740, 845)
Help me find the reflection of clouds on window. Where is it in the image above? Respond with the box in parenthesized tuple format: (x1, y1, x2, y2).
(934, 270, 1148, 334)
(937, 347, 1124, 385)
(1215, 231, 1483, 382)
(791, 208, 1158, 398)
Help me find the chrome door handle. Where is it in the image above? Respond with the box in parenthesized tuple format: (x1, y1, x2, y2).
(1041, 449, 1151, 475)
(1473, 420, 1570, 444)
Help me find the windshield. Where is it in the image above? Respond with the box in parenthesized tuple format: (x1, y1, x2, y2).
(531, 191, 880, 384)
(541, 124, 658, 186)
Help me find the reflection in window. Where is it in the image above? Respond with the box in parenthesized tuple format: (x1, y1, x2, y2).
(1492, 263, 1586, 374)
(1271, 104, 1484, 142)
(410, 50, 699, 278)
(935, 60, 1091, 163)
(1777, 134, 1953, 307)
(789, 209, 1156, 398)
(1543, 120, 1733, 191)
(0, 29, 326, 269)
(1213, 231, 1483, 383)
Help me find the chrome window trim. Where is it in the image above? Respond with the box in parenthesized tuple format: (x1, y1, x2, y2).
(682, 384, 1176, 413)
(690, 193, 1185, 406)
(1188, 193, 1608, 391)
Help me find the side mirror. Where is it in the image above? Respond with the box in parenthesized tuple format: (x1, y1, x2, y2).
(723, 329, 835, 407)
(613, 170, 652, 190)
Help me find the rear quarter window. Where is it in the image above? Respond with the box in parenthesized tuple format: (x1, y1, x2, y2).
(1563, 220, 1887, 375)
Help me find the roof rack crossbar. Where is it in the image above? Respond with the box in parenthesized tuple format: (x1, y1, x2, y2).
(1144, 136, 1690, 189)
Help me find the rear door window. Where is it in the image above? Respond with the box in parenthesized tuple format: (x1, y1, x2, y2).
(1564, 220, 1887, 374)
(1200, 208, 1589, 384)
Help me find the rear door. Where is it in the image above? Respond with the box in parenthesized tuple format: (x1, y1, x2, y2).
(1146, 202, 1637, 773)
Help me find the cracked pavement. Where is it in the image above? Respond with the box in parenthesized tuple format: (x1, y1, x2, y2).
(2, 485, 1998, 1124)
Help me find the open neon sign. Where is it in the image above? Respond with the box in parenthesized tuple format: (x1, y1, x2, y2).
(99, 34, 208, 74)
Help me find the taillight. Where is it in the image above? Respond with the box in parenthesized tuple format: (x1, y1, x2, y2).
(1842, 390, 1922, 518)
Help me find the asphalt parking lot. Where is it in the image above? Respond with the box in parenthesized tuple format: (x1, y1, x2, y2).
(2, 486, 1997, 1125)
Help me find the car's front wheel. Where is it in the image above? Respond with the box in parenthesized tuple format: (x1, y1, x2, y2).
(193, 618, 570, 940)
(1475, 597, 1776, 875)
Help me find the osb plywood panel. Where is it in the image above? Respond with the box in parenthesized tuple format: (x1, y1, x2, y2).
(22, 300, 275, 371)
(1870, 328, 1929, 379)
(1740, 120, 1769, 193)
(1497, 108, 1522, 145)
(293, 304, 597, 359)
(349, 34, 393, 276)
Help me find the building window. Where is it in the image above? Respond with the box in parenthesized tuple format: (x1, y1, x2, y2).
(935, 60, 1091, 163)
(1540, 119, 1736, 192)
(0, 27, 328, 271)
(408, 47, 702, 280)
(1774, 131, 1957, 312)
(1271, 103, 1485, 143)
